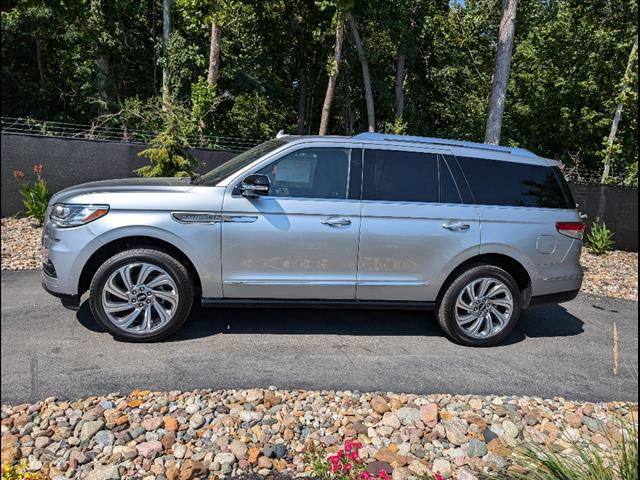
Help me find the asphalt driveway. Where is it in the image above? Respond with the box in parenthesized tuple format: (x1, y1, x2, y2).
(1, 269, 638, 404)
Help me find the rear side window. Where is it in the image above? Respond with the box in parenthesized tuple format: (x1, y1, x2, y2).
(457, 156, 573, 209)
(363, 149, 438, 203)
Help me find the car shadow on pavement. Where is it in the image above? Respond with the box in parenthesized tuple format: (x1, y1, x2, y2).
(76, 300, 584, 346)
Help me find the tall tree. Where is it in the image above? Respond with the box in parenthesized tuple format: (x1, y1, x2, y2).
(162, 0, 171, 106)
(601, 35, 638, 183)
(394, 42, 406, 120)
(207, 14, 222, 87)
(319, 15, 346, 135)
(347, 12, 375, 132)
(484, 0, 518, 145)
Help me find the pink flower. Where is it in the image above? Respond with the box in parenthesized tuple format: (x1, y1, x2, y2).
(345, 439, 353, 452)
(377, 470, 390, 480)
(13, 170, 25, 179)
(33, 164, 43, 174)
(344, 463, 352, 472)
(435, 475, 444, 480)
(360, 472, 372, 480)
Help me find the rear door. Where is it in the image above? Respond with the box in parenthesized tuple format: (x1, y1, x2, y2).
(356, 145, 481, 302)
(221, 143, 363, 299)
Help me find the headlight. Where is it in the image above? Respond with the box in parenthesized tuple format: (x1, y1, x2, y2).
(50, 204, 109, 227)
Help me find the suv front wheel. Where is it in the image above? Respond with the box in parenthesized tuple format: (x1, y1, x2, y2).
(89, 248, 194, 342)
(436, 264, 522, 347)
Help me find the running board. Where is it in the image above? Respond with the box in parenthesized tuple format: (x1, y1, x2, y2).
(201, 298, 436, 310)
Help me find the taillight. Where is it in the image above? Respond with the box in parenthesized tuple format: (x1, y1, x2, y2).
(556, 222, 585, 240)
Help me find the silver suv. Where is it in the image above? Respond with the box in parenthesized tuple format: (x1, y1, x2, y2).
(41, 132, 584, 346)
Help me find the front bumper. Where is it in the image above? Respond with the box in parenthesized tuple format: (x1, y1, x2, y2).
(42, 275, 80, 310)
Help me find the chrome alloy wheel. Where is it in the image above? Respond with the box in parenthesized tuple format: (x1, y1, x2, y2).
(101, 262, 179, 334)
(454, 277, 514, 339)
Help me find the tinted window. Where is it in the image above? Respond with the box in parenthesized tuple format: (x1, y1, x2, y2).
(199, 139, 285, 186)
(439, 156, 463, 204)
(457, 156, 573, 208)
(363, 149, 438, 202)
(256, 148, 351, 199)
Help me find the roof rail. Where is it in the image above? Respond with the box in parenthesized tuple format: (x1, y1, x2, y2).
(352, 132, 537, 157)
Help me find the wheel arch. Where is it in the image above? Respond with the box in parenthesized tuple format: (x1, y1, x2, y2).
(78, 235, 202, 298)
(436, 253, 532, 307)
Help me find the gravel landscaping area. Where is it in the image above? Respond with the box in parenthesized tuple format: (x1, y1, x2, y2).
(1, 388, 637, 480)
(2, 216, 638, 300)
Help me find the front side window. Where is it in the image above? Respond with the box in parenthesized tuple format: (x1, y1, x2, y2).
(256, 147, 352, 199)
(363, 149, 439, 203)
(197, 139, 286, 186)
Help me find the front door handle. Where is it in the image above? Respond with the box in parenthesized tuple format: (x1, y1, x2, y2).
(321, 217, 352, 227)
(442, 221, 470, 231)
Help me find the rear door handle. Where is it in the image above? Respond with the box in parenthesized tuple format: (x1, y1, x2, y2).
(321, 217, 352, 227)
(442, 221, 470, 231)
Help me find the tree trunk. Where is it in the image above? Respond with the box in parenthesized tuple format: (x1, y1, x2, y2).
(601, 35, 638, 183)
(207, 19, 222, 87)
(296, 63, 307, 134)
(35, 39, 45, 89)
(394, 48, 406, 119)
(319, 19, 345, 135)
(484, 0, 518, 145)
(162, 0, 171, 107)
(347, 12, 375, 132)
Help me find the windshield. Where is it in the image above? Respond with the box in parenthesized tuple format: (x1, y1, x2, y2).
(196, 139, 286, 186)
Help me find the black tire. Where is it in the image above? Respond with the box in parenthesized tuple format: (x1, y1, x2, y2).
(89, 248, 194, 342)
(436, 264, 521, 347)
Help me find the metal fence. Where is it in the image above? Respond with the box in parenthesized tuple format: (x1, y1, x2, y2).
(0, 116, 263, 153)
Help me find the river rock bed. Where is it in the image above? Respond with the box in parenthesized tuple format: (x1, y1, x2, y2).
(1, 388, 637, 480)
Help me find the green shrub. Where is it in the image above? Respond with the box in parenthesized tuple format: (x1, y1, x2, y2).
(13, 164, 52, 225)
(492, 415, 638, 480)
(587, 220, 615, 255)
(136, 102, 202, 178)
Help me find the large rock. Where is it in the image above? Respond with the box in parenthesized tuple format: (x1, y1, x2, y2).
(382, 412, 401, 429)
(371, 396, 390, 415)
(444, 419, 469, 446)
(79, 421, 104, 442)
(374, 447, 408, 466)
(420, 403, 438, 427)
(432, 458, 452, 479)
(85, 465, 120, 480)
(395, 407, 420, 426)
(136, 440, 163, 458)
(230, 439, 248, 460)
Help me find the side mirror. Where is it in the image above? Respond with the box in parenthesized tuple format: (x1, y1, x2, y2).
(240, 174, 270, 198)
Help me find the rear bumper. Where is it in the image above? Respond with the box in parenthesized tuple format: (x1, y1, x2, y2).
(527, 289, 580, 309)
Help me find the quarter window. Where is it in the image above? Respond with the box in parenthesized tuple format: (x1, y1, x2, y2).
(363, 149, 439, 203)
(256, 148, 352, 199)
(457, 156, 573, 209)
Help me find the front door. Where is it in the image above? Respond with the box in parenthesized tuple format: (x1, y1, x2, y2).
(221, 144, 362, 299)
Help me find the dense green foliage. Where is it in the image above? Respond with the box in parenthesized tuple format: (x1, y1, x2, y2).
(2, 0, 637, 181)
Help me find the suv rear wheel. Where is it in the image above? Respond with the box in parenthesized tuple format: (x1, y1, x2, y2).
(436, 264, 521, 347)
(89, 248, 194, 342)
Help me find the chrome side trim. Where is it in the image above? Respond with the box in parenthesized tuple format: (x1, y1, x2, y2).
(171, 212, 222, 224)
(222, 215, 259, 223)
(224, 279, 431, 287)
(543, 274, 583, 282)
(224, 279, 355, 286)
